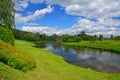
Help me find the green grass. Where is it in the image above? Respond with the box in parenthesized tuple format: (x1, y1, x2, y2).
(0, 40, 36, 72)
(0, 40, 120, 80)
(62, 40, 120, 53)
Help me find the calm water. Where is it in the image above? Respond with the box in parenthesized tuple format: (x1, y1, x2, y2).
(36, 42, 120, 73)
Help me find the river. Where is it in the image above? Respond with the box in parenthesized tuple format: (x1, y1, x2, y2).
(35, 42, 120, 73)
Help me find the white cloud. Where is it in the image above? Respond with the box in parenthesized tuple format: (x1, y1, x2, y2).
(15, 5, 53, 24)
(21, 18, 120, 36)
(21, 26, 58, 35)
(14, 0, 29, 11)
(13, 0, 45, 11)
(45, 0, 120, 36)
(14, 0, 120, 36)
(70, 18, 120, 36)
(46, 0, 120, 19)
(14, 0, 120, 18)
(29, 0, 44, 4)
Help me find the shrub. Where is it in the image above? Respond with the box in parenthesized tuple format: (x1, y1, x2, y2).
(0, 27, 14, 45)
(0, 40, 36, 72)
(73, 37, 82, 42)
(23, 33, 36, 41)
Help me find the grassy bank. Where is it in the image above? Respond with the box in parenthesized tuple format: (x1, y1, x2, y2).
(0, 40, 120, 80)
(62, 40, 120, 53)
(0, 40, 36, 72)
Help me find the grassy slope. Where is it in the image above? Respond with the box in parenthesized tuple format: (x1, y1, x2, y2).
(62, 40, 120, 53)
(0, 40, 36, 72)
(0, 40, 120, 80)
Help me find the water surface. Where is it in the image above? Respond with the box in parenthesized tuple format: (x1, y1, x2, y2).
(36, 42, 120, 73)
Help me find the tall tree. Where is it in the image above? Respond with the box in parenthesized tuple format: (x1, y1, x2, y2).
(79, 31, 86, 40)
(99, 34, 103, 41)
(110, 34, 114, 40)
(0, 0, 15, 29)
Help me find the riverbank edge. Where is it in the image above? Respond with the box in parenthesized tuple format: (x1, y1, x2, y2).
(61, 41, 120, 54)
(1, 40, 120, 80)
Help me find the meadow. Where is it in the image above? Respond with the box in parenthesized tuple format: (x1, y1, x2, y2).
(62, 40, 120, 53)
(0, 40, 120, 80)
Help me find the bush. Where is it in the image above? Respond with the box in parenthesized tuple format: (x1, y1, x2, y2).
(23, 33, 36, 41)
(0, 27, 14, 45)
(0, 40, 36, 72)
(73, 37, 82, 42)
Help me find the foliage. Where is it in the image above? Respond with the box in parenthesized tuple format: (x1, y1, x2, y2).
(13, 29, 120, 43)
(114, 36, 120, 40)
(23, 32, 36, 41)
(0, 27, 14, 45)
(13, 29, 48, 41)
(110, 35, 114, 40)
(99, 34, 104, 41)
(62, 31, 94, 42)
(0, 0, 15, 29)
(0, 40, 36, 72)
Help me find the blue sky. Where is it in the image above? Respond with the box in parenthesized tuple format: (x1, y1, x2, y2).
(14, 0, 120, 36)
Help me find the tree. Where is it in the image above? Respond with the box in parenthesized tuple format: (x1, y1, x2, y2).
(23, 32, 36, 41)
(0, 27, 14, 45)
(39, 34, 47, 41)
(0, 0, 15, 29)
(73, 36, 82, 42)
(35, 32, 40, 41)
(110, 34, 114, 40)
(91, 35, 98, 43)
(99, 34, 103, 41)
(62, 34, 70, 42)
(78, 31, 86, 40)
(114, 36, 120, 40)
(52, 34, 58, 41)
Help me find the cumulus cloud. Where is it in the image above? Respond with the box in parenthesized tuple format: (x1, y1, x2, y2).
(46, 0, 120, 18)
(14, 0, 120, 18)
(21, 26, 58, 35)
(29, 0, 44, 4)
(71, 18, 120, 36)
(46, 0, 120, 36)
(13, 0, 45, 11)
(14, 0, 120, 36)
(14, 0, 29, 11)
(15, 5, 53, 24)
(21, 18, 120, 36)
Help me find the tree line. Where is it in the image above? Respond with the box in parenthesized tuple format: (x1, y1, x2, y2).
(0, 0, 120, 44)
(13, 30, 120, 42)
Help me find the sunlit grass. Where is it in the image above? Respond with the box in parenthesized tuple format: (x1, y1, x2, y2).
(0, 40, 120, 80)
(62, 40, 120, 53)
(0, 40, 36, 72)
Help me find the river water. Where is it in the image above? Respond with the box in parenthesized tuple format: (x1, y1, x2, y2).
(36, 42, 120, 73)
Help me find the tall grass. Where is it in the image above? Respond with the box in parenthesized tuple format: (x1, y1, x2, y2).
(0, 40, 36, 72)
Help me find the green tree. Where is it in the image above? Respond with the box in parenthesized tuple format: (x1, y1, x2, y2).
(99, 34, 103, 41)
(0, 0, 15, 29)
(0, 27, 14, 45)
(73, 36, 82, 42)
(39, 34, 47, 41)
(52, 34, 58, 41)
(110, 34, 114, 40)
(23, 33, 36, 41)
(91, 35, 98, 43)
(114, 36, 120, 40)
(35, 32, 40, 41)
(62, 34, 70, 42)
(78, 31, 86, 40)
